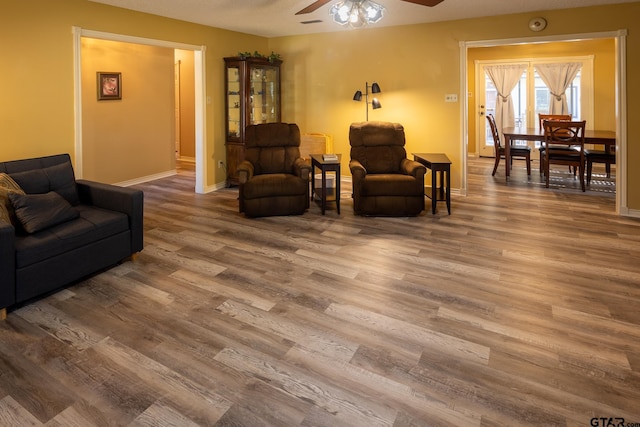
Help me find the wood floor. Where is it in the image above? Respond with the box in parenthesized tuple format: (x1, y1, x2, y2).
(1, 157, 639, 426)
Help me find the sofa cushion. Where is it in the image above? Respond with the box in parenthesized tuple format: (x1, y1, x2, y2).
(14, 204, 130, 269)
(9, 191, 80, 234)
(10, 161, 80, 205)
(0, 173, 26, 227)
(242, 174, 308, 200)
(360, 174, 422, 197)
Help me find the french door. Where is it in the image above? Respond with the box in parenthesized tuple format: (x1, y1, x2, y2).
(476, 57, 594, 157)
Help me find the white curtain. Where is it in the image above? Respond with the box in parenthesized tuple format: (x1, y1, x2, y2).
(485, 64, 527, 139)
(535, 62, 582, 115)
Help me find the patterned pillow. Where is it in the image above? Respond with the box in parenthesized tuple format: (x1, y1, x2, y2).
(0, 173, 26, 227)
(8, 191, 79, 234)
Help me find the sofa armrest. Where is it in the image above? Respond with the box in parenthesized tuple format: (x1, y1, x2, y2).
(76, 180, 144, 253)
(401, 159, 427, 178)
(349, 159, 367, 180)
(237, 161, 254, 184)
(0, 220, 16, 310)
(294, 158, 311, 181)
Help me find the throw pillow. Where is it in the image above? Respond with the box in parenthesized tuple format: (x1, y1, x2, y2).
(9, 191, 79, 234)
(0, 172, 26, 227)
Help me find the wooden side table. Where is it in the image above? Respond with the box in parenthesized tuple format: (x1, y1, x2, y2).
(310, 154, 341, 215)
(412, 153, 451, 215)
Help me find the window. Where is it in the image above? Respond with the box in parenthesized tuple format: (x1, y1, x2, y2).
(477, 56, 593, 156)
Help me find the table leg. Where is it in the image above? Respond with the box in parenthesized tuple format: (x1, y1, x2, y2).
(446, 167, 451, 215)
(321, 170, 327, 215)
(431, 168, 437, 214)
(336, 172, 340, 215)
(504, 135, 511, 179)
(311, 164, 315, 201)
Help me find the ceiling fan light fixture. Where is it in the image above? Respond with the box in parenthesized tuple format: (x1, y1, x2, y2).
(330, 0, 385, 28)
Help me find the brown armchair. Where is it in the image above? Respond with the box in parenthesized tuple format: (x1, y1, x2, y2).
(237, 123, 311, 217)
(349, 121, 426, 216)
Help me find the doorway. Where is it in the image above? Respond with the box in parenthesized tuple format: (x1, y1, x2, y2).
(72, 27, 206, 193)
(175, 49, 196, 165)
(461, 30, 627, 214)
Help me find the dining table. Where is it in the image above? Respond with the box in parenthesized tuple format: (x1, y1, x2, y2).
(501, 126, 616, 178)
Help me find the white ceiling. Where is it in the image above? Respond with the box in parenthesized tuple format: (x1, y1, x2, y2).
(88, 0, 637, 38)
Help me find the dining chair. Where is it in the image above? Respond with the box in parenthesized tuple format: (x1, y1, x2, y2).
(542, 120, 587, 191)
(486, 114, 531, 176)
(538, 113, 572, 176)
(585, 145, 616, 186)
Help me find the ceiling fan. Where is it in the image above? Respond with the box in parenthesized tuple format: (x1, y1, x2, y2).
(296, 0, 445, 16)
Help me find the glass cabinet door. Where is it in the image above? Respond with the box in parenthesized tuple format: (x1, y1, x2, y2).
(227, 65, 241, 139)
(224, 56, 281, 186)
(249, 64, 280, 125)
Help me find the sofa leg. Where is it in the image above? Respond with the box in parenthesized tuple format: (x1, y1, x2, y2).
(126, 252, 140, 262)
(1, 308, 6, 320)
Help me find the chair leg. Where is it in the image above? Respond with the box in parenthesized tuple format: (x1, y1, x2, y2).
(526, 153, 531, 176)
(545, 162, 550, 188)
(606, 162, 611, 178)
(580, 163, 585, 192)
(587, 159, 593, 185)
(492, 154, 500, 176)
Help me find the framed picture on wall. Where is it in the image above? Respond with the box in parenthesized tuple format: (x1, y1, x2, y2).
(97, 72, 121, 100)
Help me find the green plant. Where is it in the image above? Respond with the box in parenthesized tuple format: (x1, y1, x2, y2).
(237, 51, 281, 63)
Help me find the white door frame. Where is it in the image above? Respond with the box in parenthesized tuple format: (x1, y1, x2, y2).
(460, 30, 628, 215)
(72, 27, 207, 194)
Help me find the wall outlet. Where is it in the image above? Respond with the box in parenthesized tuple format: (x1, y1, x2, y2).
(445, 94, 458, 102)
(218, 160, 224, 169)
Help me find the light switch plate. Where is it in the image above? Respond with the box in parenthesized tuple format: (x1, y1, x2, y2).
(445, 94, 458, 102)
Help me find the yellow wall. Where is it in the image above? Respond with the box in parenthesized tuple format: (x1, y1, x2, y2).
(467, 38, 616, 153)
(2, 0, 640, 211)
(82, 38, 176, 183)
(270, 3, 640, 211)
(0, 0, 267, 187)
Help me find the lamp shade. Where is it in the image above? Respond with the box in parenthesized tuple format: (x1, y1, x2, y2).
(372, 98, 382, 109)
(353, 90, 363, 101)
(371, 82, 381, 93)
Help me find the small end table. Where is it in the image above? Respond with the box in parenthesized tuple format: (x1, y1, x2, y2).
(310, 154, 341, 215)
(413, 153, 451, 215)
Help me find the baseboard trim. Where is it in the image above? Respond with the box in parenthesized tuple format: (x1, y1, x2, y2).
(115, 170, 177, 187)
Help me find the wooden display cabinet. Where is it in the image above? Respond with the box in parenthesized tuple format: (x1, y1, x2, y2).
(224, 56, 282, 186)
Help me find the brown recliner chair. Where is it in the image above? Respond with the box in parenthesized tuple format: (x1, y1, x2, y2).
(349, 121, 426, 216)
(237, 123, 311, 217)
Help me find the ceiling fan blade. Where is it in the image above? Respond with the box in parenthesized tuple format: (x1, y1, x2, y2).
(400, 0, 445, 6)
(295, 0, 333, 15)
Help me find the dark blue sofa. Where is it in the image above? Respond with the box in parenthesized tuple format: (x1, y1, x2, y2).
(0, 154, 143, 319)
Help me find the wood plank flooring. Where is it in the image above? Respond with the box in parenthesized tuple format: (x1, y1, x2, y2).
(1, 157, 639, 426)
